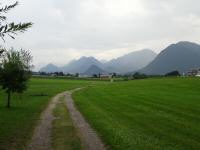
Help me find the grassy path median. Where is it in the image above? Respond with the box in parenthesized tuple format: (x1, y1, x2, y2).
(52, 96, 83, 150)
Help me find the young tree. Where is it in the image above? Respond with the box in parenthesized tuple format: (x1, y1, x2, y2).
(0, 1, 32, 107)
(0, 49, 32, 107)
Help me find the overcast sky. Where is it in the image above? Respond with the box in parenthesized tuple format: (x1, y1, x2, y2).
(1, 0, 200, 70)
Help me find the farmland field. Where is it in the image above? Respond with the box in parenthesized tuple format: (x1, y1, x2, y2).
(73, 77, 200, 150)
(0, 78, 92, 150)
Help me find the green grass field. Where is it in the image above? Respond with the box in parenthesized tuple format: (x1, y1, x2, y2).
(73, 77, 200, 150)
(0, 78, 92, 150)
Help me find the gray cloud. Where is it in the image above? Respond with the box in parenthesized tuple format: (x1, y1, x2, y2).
(1, 0, 200, 70)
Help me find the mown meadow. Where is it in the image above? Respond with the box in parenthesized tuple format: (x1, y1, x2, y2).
(73, 77, 200, 150)
(1, 77, 200, 150)
(0, 78, 92, 150)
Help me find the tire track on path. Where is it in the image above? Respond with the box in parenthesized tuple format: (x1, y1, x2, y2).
(27, 88, 106, 150)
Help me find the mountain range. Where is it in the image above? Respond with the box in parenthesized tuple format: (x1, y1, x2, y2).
(40, 41, 200, 75)
(40, 49, 157, 74)
(61, 56, 103, 74)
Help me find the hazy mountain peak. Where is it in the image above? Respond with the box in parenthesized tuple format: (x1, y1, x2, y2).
(39, 63, 61, 73)
(45, 63, 55, 67)
(104, 49, 157, 73)
(80, 56, 96, 60)
(100, 59, 108, 64)
(141, 41, 200, 75)
(61, 56, 103, 73)
(140, 49, 156, 53)
(84, 65, 106, 75)
(176, 41, 199, 45)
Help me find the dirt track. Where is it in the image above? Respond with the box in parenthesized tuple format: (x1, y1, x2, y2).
(27, 89, 106, 150)
(27, 92, 64, 150)
(65, 89, 106, 150)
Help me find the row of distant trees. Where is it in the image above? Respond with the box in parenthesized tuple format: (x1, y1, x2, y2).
(36, 71, 181, 79)
(38, 72, 65, 76)
(37, 72, 80, 77)
(121, 71, 181, 81)
(0, 1, 33, 107)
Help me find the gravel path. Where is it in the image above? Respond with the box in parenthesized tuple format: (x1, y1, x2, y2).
(27, 92, 65, 150)
(27, 88, 106, 150)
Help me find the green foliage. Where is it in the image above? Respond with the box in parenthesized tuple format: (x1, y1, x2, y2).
(73, 78, 200, 150)
(133, 72, 148, 79)
(165, 70, 180, 77)
(0, 1, 33, 42)
(0, 49, 32, 107)
(0, 1, 18, 14)
(0, 46, 6, 56)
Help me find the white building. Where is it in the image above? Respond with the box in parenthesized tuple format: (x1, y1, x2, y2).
(196, 70, 200, 77)
(100, 74, 113, 79)
(187, 68, 200, 77)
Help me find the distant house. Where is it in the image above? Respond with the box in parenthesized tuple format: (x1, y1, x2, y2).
(78, 74, 91, 78)
(51, 73, 57, 77)
(186, 68, 200, 77)
(196, 69, 200, 77)
(100, 74, 113, 79)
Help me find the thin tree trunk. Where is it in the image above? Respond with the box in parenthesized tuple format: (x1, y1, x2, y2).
(7, 91, 11, 108)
